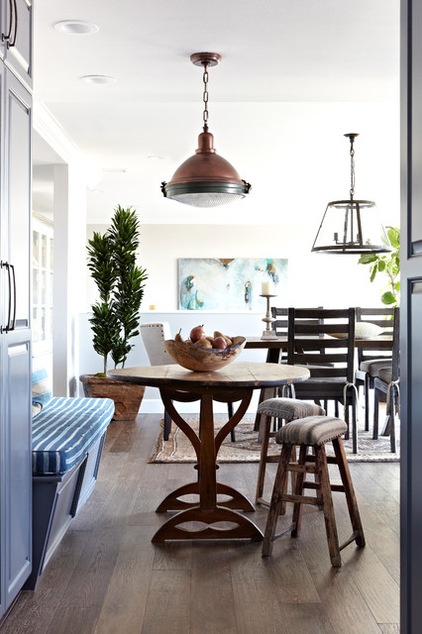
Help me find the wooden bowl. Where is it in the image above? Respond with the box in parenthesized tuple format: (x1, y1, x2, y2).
(164, 336, 246, 372)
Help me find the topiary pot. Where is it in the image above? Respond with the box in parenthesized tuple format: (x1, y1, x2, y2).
(79, 374, 145, 421)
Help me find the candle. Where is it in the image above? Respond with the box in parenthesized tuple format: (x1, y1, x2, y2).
(261, 281, 272, 295)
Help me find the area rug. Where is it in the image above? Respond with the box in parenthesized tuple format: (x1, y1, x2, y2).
(148, 415, 400, 464)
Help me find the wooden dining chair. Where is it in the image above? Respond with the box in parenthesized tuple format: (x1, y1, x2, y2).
(286, 307, 359, 452)
(373, 306, 400, 452)
(271, 306, 288, 338)
(270, 306, 324, 358)
(354, 306, 395, 432)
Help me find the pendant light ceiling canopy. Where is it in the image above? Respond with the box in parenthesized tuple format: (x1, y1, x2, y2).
(161, 52, 251, 208)
(311, 133, 392, 254)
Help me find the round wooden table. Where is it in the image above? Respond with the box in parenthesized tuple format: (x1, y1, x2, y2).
(110, 361, 310, 542)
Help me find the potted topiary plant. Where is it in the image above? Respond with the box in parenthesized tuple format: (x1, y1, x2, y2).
(80, 205, 148, 420)
(358, 225, 400, 306)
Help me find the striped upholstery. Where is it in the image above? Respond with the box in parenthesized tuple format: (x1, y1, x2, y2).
(275, 415, 347, 446)
(257, 397, 325, 420)
(32, 368, 53, 416)
(32, 397, 115, 476)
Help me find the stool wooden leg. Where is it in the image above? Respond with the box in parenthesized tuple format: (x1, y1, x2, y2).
(332, 438, 365, 548)
(262, 444, 291, 556)
(315, 445, 342, 567)
(291, 444, 308, 538)
(255, 415, 272, 505)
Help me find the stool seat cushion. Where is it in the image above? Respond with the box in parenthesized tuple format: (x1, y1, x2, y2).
(257, 398, 325, 420)
(275, 415, 348, 446)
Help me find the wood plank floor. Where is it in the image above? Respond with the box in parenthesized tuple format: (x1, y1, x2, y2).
(2, 413, 400, 634)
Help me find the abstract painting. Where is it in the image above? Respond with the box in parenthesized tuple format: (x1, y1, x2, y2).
(178, 258, 288, 311)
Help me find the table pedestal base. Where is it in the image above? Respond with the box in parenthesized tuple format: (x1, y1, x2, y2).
(156, 481, 255, 513)
(152, 387, 264, 542)
(152, 506, 263, 542)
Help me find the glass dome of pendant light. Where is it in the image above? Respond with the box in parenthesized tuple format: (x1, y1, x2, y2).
(311, 133, 392, 254)
(161, 52, 251, 207)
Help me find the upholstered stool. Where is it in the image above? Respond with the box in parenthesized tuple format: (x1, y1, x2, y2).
(255, 398, 325, 506)
(262, 415, 365, 567)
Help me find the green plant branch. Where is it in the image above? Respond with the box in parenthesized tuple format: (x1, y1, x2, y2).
(358, 226, 400, 306)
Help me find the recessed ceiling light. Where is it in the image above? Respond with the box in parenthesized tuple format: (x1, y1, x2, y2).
(54, 20, 99, 35)
(80, 75, 116, 85)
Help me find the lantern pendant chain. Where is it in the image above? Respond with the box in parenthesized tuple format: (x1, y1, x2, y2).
(350, 140, 355, 200)
(345, 132, 358, 201)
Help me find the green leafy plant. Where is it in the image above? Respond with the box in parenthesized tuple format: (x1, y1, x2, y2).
(358, 226, 400, 306)
(87, 205, 148, 374)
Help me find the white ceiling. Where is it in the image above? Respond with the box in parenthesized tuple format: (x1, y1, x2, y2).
(33, 0, 400, 225)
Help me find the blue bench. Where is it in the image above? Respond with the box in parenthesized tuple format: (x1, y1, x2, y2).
(25, 389, 114, 590)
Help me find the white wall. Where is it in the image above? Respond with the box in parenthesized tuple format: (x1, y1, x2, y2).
(85, 222, 393, 315)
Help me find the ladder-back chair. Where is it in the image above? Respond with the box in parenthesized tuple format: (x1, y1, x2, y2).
(286, 307, 359, 452)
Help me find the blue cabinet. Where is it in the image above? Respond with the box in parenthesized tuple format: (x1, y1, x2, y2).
(0, 19, 32, 620)
(0, 0, 33, 88)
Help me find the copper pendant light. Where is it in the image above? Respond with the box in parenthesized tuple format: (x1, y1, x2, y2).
(161, 52, 251, 208)
(312, 133, 391, 254)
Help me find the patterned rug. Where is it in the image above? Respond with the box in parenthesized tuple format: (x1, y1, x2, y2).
(148, 414, 400, 464)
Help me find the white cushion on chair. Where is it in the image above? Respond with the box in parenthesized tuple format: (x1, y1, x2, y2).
(141, 322, 176, 365)
(330, 322, 383, 340)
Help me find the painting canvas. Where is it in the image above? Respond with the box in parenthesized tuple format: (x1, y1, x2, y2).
(178, 258, 288, 311)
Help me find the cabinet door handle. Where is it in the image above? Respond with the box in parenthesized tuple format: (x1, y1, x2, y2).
(7, 262, 16, 331)
(0, 261, 16, 333)
(9, 0, 17, 47)
(1, 0, 17, 48)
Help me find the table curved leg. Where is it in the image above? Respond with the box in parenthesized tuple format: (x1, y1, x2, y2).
(152, 507, 263, 542)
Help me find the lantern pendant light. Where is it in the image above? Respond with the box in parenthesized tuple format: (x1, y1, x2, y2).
(161, 52, 251, 208)
(311, 133, 391, 254)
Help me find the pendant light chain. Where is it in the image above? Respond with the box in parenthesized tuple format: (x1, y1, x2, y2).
(349, 136, 356, 201)
(345, 132, 358, 201)
(202, 62, 209, 131)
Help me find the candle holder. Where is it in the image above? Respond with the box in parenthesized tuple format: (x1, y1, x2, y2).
(260, 294, 278, 340)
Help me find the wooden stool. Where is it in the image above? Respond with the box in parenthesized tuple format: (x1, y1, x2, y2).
(262, 415, 365, 567)
(255, 398, 325, 506)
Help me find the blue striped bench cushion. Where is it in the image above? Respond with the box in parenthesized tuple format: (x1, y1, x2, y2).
(32, 397, 115, 476)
